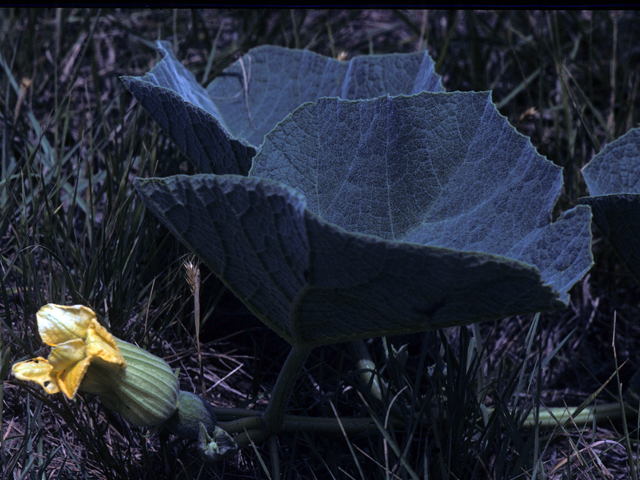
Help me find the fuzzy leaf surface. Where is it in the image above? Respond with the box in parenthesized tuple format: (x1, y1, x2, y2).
(206, 44, 444, 147)
(121, 41, 255, 175)
(134, 92, 593, 348)
(580, 127, 640, 281)
(122, 42, 443, 175)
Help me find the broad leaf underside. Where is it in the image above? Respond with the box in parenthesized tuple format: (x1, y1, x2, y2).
(135, 174, 569, 348)
(134, 92, 593, 348)
(206, 44, 444, 147)
(122, 41, 443, 176)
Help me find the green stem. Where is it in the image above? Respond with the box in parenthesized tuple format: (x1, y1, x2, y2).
(518, 401, 633, 429)
(234, 427, 270, 449)
(217, 412, 392, 436)
(212, 401, 634, 442)
(282, 414, 389, 434)
(263, 346, 311, 435)
(217, 416, 264, 433)
(212, 407, 262, 421)
(268, 436, 280, 480)
(453, 401, 633, 431)
(229, 414, 388, 450)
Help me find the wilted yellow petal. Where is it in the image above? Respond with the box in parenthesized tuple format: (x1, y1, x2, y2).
(85, 320, 126, 367)
(57, 356, 91, 399)
(37, 304, 94, 346)
(48, 338, 86, 371)
(12, 357, 60, 394)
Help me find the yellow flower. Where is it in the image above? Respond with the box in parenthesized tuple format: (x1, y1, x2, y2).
(12, 304, 180, 427)
(12, 304, 126, 399)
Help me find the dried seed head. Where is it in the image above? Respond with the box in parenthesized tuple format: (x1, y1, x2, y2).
(182, 254, 200, 293)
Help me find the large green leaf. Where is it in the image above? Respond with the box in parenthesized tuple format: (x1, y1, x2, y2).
(579, 127, 640, 281)
(206, 44, 443, 147)
(134, 92, 593, 349)
(121, 42, 255, 175)
(121, 41, 443, 175)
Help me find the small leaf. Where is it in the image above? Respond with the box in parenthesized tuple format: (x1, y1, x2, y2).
(582, 128, 640, 196)
(580, 127, 640, 282)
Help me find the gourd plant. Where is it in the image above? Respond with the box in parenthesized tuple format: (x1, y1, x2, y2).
(579, 127, 640, 283)
(122, 42, 594, 454)
(576, 128, 640, 419)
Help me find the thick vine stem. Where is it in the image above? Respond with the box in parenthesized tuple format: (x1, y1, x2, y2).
(212, 407, 263, 421)
(211, 401, 634, 446)
(263, 346, 311, 435)
(217, 416, 265, 434)
(517, 401, 631, 428)
(234, 428, 271, 449)
(216, 413, 390, 436)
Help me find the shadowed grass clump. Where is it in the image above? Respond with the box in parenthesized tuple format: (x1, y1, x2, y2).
(2, 9, 640, 479)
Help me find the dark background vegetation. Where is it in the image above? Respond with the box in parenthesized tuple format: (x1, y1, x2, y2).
(1, 9, 640, 479)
